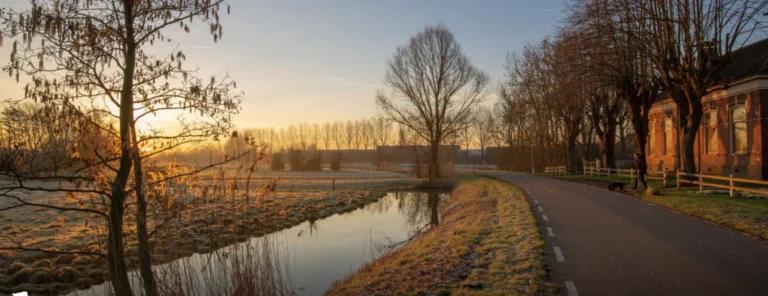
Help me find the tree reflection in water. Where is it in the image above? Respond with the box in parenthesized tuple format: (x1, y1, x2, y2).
(397, 191, 450, 230)
(377, 191, 450, 253)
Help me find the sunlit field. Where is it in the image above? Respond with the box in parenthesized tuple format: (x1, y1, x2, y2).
(0, 167, 422, 294)
(2, 0, 767, 295)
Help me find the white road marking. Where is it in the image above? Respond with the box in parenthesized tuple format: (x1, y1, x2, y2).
(565, 281, 579, 296)
(534, 200, 539, 204)
(553, 246, 565, 262)
(542, 215, 549, 221)
(538, 206, 544, 212)
(547, 227, 554, 236)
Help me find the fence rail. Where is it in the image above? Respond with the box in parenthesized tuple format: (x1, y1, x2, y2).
(544, 166, 567, 174)
(675, 171, 768, 197)
(583, 166, 673, 187)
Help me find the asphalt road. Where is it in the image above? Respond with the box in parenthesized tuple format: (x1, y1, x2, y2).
(483, 172, 768, 296)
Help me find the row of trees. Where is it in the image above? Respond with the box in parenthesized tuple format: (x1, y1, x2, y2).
(152, 105, 506, 167)
(498, 0, 766, 172)
(224, 118, 395, 155)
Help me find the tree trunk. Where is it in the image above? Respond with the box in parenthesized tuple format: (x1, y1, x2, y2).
(629, 103, 648, 166)
(106, 3, 138, 295)
(107, 176, 132, 296)
(599, 127, 617, 169)
(619, 122, 626, 158)
(131, 125, 156, 296)
(566, 133, 578, 170)
(590, 96, 618, 169)
(428, 140, 440, 185)
(480, 144, 485, 165)
(566, 118, 581, 170)
(681, 99, 702, 173)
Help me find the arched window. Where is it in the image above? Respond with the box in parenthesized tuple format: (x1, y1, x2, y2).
(704, 112, 717, 154)
(663, 119, 674, 155)
(648, 121, 655, 156)
(731, 106, 747, 154)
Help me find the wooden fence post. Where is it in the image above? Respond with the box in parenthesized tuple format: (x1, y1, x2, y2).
(676, 171, 680, 189)
(663, 169, 667, 188)
(332, 178, 336, 191)
(699, 173, 703, 192)
(729, 174, 734, 197)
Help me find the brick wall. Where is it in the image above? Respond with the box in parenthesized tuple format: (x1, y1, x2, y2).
(646, 87, 767, 179)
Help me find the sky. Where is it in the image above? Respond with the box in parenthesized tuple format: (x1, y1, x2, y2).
(0, 0, 568, 130)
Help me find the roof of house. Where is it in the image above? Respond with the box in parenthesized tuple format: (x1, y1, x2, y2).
(715, 37, 768, 83)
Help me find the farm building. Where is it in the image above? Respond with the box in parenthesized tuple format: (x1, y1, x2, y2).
(376, 145, 460, 175)
(646, 37, 768, 179)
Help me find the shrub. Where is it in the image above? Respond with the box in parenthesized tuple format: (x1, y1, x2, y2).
(75, 277, 93, 289)
(270, 153, 284, 171)
(330, 152, 342, 171)
(55, 266, 82, 283)
(32, 259, 53, 269)
(287, 149, 303, 171)
(302, 153, 323, 171)
(29, 270, 55, 285)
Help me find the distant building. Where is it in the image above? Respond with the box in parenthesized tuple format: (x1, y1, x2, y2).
(376, 145, 460, 164)
(647, 37, 768, 179)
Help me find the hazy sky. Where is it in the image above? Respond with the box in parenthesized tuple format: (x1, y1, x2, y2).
(0, 0, 567, 129)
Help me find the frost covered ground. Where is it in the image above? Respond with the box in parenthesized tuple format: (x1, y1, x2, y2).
(0, 170, 420, 295)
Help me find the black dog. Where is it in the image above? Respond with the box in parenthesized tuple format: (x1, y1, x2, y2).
(608, 182, 626, 192)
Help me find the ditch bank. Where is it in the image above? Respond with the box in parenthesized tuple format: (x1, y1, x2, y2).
(0, 178, 424, 295)
(327, 176, 554, 295)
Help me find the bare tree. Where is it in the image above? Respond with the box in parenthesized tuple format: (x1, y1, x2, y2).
(332, 121, 344, 150)
(471, 106, 494, 164)
(0, 0, 241, 295)
(358, 119, 371, 150)
(500, 38, 586, 170)
(376, 25, 488, 184)
(564, 0, 659, 170)
(374, 117, 393, 147)
(631, 0, 766, 172)
(345, 121, 355, 151)
(310, 123, 321, 150)
(298, 123, 309, 150)
(322, 122, 332, 151)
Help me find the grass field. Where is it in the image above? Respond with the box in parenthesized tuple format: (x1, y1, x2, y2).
(327, 176, 554, 295)
(554, 174, 768, 240)
(0, 170, 421, 295)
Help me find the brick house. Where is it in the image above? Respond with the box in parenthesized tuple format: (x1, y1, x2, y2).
(646, 37, 768, 179)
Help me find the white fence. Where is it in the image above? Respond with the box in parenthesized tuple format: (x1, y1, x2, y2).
(675, 171, 768, 197)
(582, 166, 674, 187)
(544, 166, 567, 174)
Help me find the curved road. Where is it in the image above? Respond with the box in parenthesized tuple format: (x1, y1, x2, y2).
(483, 172, 768, 296)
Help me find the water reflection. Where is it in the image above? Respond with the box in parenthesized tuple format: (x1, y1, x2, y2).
(70, 190, 450, 296)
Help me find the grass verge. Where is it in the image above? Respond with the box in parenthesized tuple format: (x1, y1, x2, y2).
(553, 174, 768, 240)
(326, 175, 553, 295)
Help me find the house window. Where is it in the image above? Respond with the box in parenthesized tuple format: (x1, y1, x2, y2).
(663, 119, 674, 155)
(704, 112, 717, 154)
(731, 106, 747, 154)
(648, 121, 655, 156)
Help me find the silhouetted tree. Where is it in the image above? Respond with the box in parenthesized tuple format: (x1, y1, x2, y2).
(0, 0, 242, 294)
(377, 25, 488, 184)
